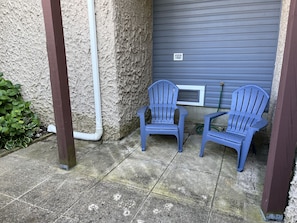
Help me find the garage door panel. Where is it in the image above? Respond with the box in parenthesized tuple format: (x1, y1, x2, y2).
(154, 25, 279, 37)
(153, 0, 281, 108)
(154, 39, 277, 49)
(154, 52, 276, 61)
(154, 47, 276, 54)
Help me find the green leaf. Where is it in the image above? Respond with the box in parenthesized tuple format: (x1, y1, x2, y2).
(4, 140, 15, 150)
(0, 74, 40, 150)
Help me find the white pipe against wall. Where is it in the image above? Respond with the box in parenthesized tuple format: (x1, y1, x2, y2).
(47, 0, 103, 141)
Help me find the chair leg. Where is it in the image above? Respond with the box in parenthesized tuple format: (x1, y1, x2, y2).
(177, 130, 184, 152)
(178, 135, 182, 153)
(199, 138, 207, 157)
(237, 145, 250, 172)
(237, 150, 243, 172)
(140, 133, 147, 151)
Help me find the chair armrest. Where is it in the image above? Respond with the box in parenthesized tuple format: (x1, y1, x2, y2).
(137, 106, 149, 117)
(137, 106, 149, 128)
(204, 111, 227, 121)
(203, 112, 227, 131)
(245, 118, 268, 145)
(177, 106, 188, 117)
(250, 118, 268, 131)
(177, 106, 188, 129)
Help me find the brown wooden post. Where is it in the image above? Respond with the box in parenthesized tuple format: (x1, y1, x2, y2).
(41, 0, 76, 170)
(261, 0, 297, 220)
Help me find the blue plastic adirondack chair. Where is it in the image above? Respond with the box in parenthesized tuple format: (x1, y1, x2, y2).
(137, 80, 188, 152)
(199, 85, 269, 172)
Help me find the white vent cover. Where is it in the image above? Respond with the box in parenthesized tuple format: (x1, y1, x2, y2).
(176, 85, 205, 106)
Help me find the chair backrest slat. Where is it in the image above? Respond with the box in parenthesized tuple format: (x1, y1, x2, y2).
(227, 85, 269, 135)
(148, 80, 178, 124)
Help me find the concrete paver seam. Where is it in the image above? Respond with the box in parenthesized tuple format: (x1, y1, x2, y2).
(207, 146, 226, 223)
(130, 150, 179, 222)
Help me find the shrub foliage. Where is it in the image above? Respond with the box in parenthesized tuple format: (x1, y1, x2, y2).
(0, 73, 40, 150)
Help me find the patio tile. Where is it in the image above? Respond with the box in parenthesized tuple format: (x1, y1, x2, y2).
(153, 165, 218, 207)
(12, 139, 60, 166)
(131, 135, 178, 165)
(212, 176, 246, 216)
(63, 181, 147, 223)
(209, 210, 246, 223)
(72, 142, 132, 179)
(0, 155, 24, 175)
(173, 135, 224, 174)
(104, 155, 168, 191)
(186, 135, 226, 158)
(14, 135, 103, 167)
(142, 134, 180, 153)
(132, 193, 210, 223)
(0, 200, 58, 223)
(19, 172, 97, 215)
(172, 152, 222, 174)
(220, 148, 267, 183)
(54, 216, 79, 223)
(73, 137, 103, 150)
(210, 206, 268, 223)
(181, 134, 203, 153)
(184, 121, 198, 135)
(235, 162, 266, 194)
(0, 194, 14, 208)
(55, 216, 79, 223)
(118, 129, 142, 151)
(212, 175, 264, 221)
(0, 158, 55, 198)
(219, 147, 240, 178)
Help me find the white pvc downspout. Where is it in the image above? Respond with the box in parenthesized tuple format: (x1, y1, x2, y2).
(47, 0, 103, 141)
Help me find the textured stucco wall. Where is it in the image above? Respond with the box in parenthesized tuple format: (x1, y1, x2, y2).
(94, 0, 119, 140)
(268, 0, 291, 131)
(0, 0, 52, 124)
(113, 0, 153, 138)
(94, 0, 152, 140)
(60, 0, 96, 133)
(0, 0, 95, 132)
(0, 0, 153, 141)
(285, 158, 297, 223)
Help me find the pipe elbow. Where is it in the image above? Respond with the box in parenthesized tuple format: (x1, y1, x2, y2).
(73, 128, 103, 141)
(47, 125, 103, 141)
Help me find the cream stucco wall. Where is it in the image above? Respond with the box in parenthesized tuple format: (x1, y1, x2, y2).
(268, 0, 291, 131)
(0, 0, 153, 141)
(285, 157, 297, 222)
(102, 0, 152, 139)
(0, 0, 52, 124)
(0, 0, 96, 134)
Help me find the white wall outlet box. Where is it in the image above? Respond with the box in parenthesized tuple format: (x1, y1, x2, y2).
(173, 53, 183, 61)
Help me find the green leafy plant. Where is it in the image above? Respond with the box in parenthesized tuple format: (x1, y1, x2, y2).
(0, 72, 40, 150)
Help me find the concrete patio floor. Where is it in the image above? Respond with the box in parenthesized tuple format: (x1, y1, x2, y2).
(0, 123, 275, 223)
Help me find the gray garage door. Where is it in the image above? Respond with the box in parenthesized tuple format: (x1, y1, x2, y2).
(153, 0, 281, 108)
